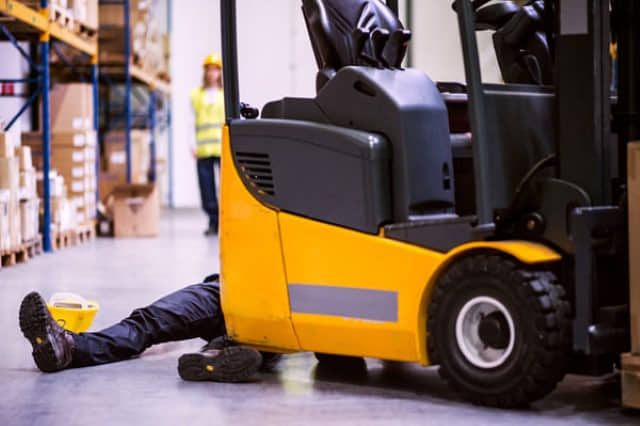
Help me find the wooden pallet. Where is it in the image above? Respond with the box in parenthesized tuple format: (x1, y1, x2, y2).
(72, 221, 96, 245)
(0, 235, 42, 271)
(51, 5, 74, 32)
(26, 235, 43, 257)
(52, 228, 74, 251)
(73, 21, 97, 42)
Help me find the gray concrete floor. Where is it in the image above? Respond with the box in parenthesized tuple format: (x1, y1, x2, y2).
(1, 209, 639, 426)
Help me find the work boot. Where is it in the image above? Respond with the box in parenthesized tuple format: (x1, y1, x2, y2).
(19, 292, 75, 372)
(203, 227, 218, 236)
(178, 336, 262, 382)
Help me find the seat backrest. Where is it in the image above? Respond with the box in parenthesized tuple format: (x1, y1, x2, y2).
(302, 0, 411, 90)
(475, 0, 553, 85)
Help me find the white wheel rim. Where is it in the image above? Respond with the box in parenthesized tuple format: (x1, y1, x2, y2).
(455, 296, 515, 369)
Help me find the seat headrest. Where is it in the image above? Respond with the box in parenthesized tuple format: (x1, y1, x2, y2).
(302, 0, 411, 90)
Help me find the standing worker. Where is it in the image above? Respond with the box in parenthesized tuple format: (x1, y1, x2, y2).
(191, 54, 225, 235)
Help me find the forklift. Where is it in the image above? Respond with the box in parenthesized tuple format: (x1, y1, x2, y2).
(216, 0, 639, 408)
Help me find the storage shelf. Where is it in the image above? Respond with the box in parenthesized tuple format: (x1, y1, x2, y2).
(50, 22, 97, 56)
(130, 64, 171, 94)
(100, 62, 171, 94)
(0, 0, 48, 32)
(0, 0, 97, 56)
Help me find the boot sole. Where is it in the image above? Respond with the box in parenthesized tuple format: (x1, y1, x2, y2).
(19, 292, 60, 372)
(178, 346, 262, 382)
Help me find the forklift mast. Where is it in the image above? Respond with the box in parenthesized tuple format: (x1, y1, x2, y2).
(454, 0, 638, 367)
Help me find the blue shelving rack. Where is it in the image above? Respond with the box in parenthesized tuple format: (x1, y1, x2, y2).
(0, 0, 100, 252)
(99, 0, 171, 188)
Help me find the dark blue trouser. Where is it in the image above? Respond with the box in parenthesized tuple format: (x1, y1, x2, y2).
(71, 279, 226, 368)
(197, 156, 220, 230)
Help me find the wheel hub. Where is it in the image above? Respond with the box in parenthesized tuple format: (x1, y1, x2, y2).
(455, 296, 516, 369)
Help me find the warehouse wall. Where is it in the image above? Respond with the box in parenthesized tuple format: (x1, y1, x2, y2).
(169, 0, 500, 208)
(410, 0, 501, 83)
(0, 43, 33, 134)
(170, 0, 315, 208)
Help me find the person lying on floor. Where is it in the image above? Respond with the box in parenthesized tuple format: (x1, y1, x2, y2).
(18, 274, 279, 382)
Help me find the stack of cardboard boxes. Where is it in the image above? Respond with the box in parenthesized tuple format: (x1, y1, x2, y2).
(99, 0, 168, 77)
(24, 83, 97, 232)
(19, 0, 98, 31)
(99, 129, 150, 206)
(0, 129, 20, 251)
(16, 146, 39, 243)
(69, 0, 99, 30)
(0, 127, 40, 251)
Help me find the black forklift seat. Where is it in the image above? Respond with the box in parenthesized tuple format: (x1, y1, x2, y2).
(456, 0, 553, 85)
(302, 0, 411, 91)
(474, 1, 520, 30)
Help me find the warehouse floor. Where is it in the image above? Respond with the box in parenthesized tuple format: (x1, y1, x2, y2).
(1, 209, 639, 426)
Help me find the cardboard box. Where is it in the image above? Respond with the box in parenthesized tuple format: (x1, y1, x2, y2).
(20, 198, 39, 243)
(0, 130, 19, 158)
(19, 169, 37, 201)
(99, 172, 123, 202)
(103, 130, 150, 183)
(44, 84, 94, 132)
(51, 196, 73, 232)
(15, 146, 33, 171)
(622, 353, 640, 409)
(111, 183, 158, 237)
(0, 157, 19, 192)
(628, 142, 640, 353)
(0, 189, 10, 251)
(37, 171, 66, 199)
(4, 192, 20, 249)
(22, 131, 95, 148)
(86, 0, 99, 30)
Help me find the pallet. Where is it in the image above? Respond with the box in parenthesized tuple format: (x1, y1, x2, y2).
(52, 228, 74, 251)
(72, 221, 96, 245)
(24, 235, 43, 257)
(73, 20, 97, 42)
(50, 5, 74, 32)
(0, 234, 42, 271)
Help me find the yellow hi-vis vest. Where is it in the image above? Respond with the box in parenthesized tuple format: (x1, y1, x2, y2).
(190, 87, 225, 158)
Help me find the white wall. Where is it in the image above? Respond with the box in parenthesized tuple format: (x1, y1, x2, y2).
(0, 43, 33, 133)
(410, 1, 502, 83)
(170, 0, 315, 208)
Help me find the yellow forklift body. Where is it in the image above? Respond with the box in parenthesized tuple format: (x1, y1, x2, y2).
(220, 125, 562, 360)
(219, 126, 300, 351)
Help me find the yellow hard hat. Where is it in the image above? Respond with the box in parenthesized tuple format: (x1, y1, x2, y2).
(203, 53, 222, 68)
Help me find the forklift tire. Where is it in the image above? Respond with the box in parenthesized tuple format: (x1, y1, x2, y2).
(427, 254, 570, 408)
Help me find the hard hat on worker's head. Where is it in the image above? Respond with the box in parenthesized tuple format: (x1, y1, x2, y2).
(203, 53, 222, 68)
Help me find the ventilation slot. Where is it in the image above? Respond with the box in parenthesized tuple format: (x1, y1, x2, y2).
(236, 152, 276, 196)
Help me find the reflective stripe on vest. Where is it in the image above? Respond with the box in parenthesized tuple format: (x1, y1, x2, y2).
(191, 88, 225, 158)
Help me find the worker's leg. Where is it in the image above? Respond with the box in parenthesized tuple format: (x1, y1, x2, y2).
(196, 156, 217, 231)
(71, 282, 225, 368)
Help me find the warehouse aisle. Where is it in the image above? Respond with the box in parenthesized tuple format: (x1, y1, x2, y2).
(0, 209, 637, 425)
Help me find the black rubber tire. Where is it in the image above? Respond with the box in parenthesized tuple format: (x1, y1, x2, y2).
(427, 253, 571, 408)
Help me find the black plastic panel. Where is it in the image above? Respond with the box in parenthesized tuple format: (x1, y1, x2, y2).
(230, 119, 391, 234)
(315, 66, 455, 221)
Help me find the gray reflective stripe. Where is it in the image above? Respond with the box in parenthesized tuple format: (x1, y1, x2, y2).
(196, 138, 221, 146)
(196, 123, 223, 132)
(288, 284, 398, 322)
